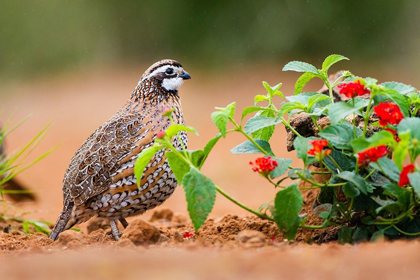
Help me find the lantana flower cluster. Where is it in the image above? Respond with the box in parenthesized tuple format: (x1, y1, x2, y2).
(249, 156, 278, 176)
(337, 80, 370, 98)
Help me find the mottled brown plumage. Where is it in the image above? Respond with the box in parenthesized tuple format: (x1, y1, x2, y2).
(50, 59, 190, 240)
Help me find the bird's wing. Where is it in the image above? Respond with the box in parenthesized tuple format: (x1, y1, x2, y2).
(63, 111, 163, 206)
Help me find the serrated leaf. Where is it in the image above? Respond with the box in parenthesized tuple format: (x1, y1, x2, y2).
(382, 183, 411, 211)
(244, 115, 281, 135)
(323, 150, 355, 173)
(273, 183, 303, 240)
(338, 226, 353, 244)
(254, 95, 268, 104)
(383, 89, 410, 118)
(166, 150, 191, 183)
(211, 111, 228, 137)
(226, 102, 236, 118)
(278, 102, 306, 117)
(250, 111, 277, 142)
(293, 137, 310, 165)
(328, 99, 369, 125)
(351, 130, 396, 153)
(283, 61, 320, 75)
(381, 81, 416, 95)
(335, 171, 374, 194)
(307, 94, 331, 112)
(370, 157, 400, 184)
(322, 54, 349, 72)
(342, 183, 360, 198)
(188, 150, 205, 168)
(230, 140, 273, 155)
(263, 81, 283, 98)
(294, 72, 317, 95)
(319, 122, 358, 150)
(270, 157, 293, 179)
(201, 134, 222, 167)
(134, 145, 162, 185)
(393, 130, 410, 170)
(166, 124, 198, 139)
(182, 168, 216, 231)
(241, 106, 265, 121)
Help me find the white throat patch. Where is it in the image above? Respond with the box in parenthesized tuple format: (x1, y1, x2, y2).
(162, 77, 184, 91)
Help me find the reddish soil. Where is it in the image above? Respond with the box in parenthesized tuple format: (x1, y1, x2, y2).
(1, 65, 420, 278)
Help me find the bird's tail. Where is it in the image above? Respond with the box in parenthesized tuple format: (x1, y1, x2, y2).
(49, 201, 74, 241)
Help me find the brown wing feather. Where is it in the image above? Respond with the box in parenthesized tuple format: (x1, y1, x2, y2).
(62, 110, 163, 206)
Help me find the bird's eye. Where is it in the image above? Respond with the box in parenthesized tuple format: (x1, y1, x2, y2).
(165, 68, 174, 74)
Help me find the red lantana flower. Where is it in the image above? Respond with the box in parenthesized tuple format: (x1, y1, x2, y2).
(308, 139, 331, 160)
(398, 164, 416, 187)
(374, 103, 404, 126)
(183, 231, 194, 239)
(249, 157, 278, 176)
(384, 128, 401, 142)
(357, 145, 390, 166)
(337, 80, 370, 98)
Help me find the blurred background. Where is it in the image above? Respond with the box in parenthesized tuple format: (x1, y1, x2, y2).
(1, 1, 420, 224)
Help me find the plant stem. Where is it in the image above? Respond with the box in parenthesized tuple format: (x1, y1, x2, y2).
(215, 185, 274, 221)
(363, 95, 374, 138)
(300, 224, 326, 229)
(229, 117, 269, 155)
(327, 82, 335, 104)
(392, 224, 420, 236)
(311, 116, 322, 133)
(281, 117, 302, 137)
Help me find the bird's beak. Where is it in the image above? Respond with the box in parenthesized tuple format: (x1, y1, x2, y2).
(179, 70, 191, 80)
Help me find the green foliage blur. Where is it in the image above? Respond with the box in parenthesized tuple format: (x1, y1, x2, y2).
(0, 1, 418, 79)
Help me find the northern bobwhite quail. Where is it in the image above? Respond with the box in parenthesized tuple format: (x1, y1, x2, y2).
(49, 59, 191, 240)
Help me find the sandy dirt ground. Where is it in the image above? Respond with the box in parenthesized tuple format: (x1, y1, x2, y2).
(1, 63, 420, 279)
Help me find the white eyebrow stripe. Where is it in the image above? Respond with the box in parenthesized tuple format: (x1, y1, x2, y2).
(141, 65, 182, 82)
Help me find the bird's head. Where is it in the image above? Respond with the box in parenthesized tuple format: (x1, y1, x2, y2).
(140, 59, 191, 92)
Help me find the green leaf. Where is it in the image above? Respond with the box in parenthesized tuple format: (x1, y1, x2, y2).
(328, 99, 369, 125)
(319, 122, 358, 150)
(270, 158, 293, 179)
(263, 81, 283, 98)
(254, 95, 268, 104)
(381, 81, 416, 95)
(165, 124, 198, 139)
(370, 157, 400, 183)
(211, 102, 236, 137)
(201, 134, 222, 168)
(230, 140, 274, 156)
(383, 89, 410, 118)
(241, 106, 265, 121)
(294, 72, 317, 95)
(283, 61, 320, 75)
(244, 115, 281, 135)
(342, 183, 360, 198)
(165, 151, 191, 183)
(371, 229, 385, 242)
(226, 102, 236, 119)
(293, 137, 311, 165)
(211, 111, 228, 137)
(338, 226, 353, 244)
(188, 150, 205, 169)
(307, 94, 331, 112)
(382, 183, 411, 211)
(322, 54, 349, 72)
(323, 150, 355, 173)
(409, 172, 420, 199)
(182, 168, 216, 231)
(398, 117, 420, 140)
(393, 130, 410, 170)
(278, 102, 306, 117)
(351, 130, 396, 153)
(22, 220, 30, 234)
(335, 171, 374, 194)
(134, 145, 162, 186)
(250, 110, 277, 141)
(352, 227, 368, 243)
(273, 183, 303, 240)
